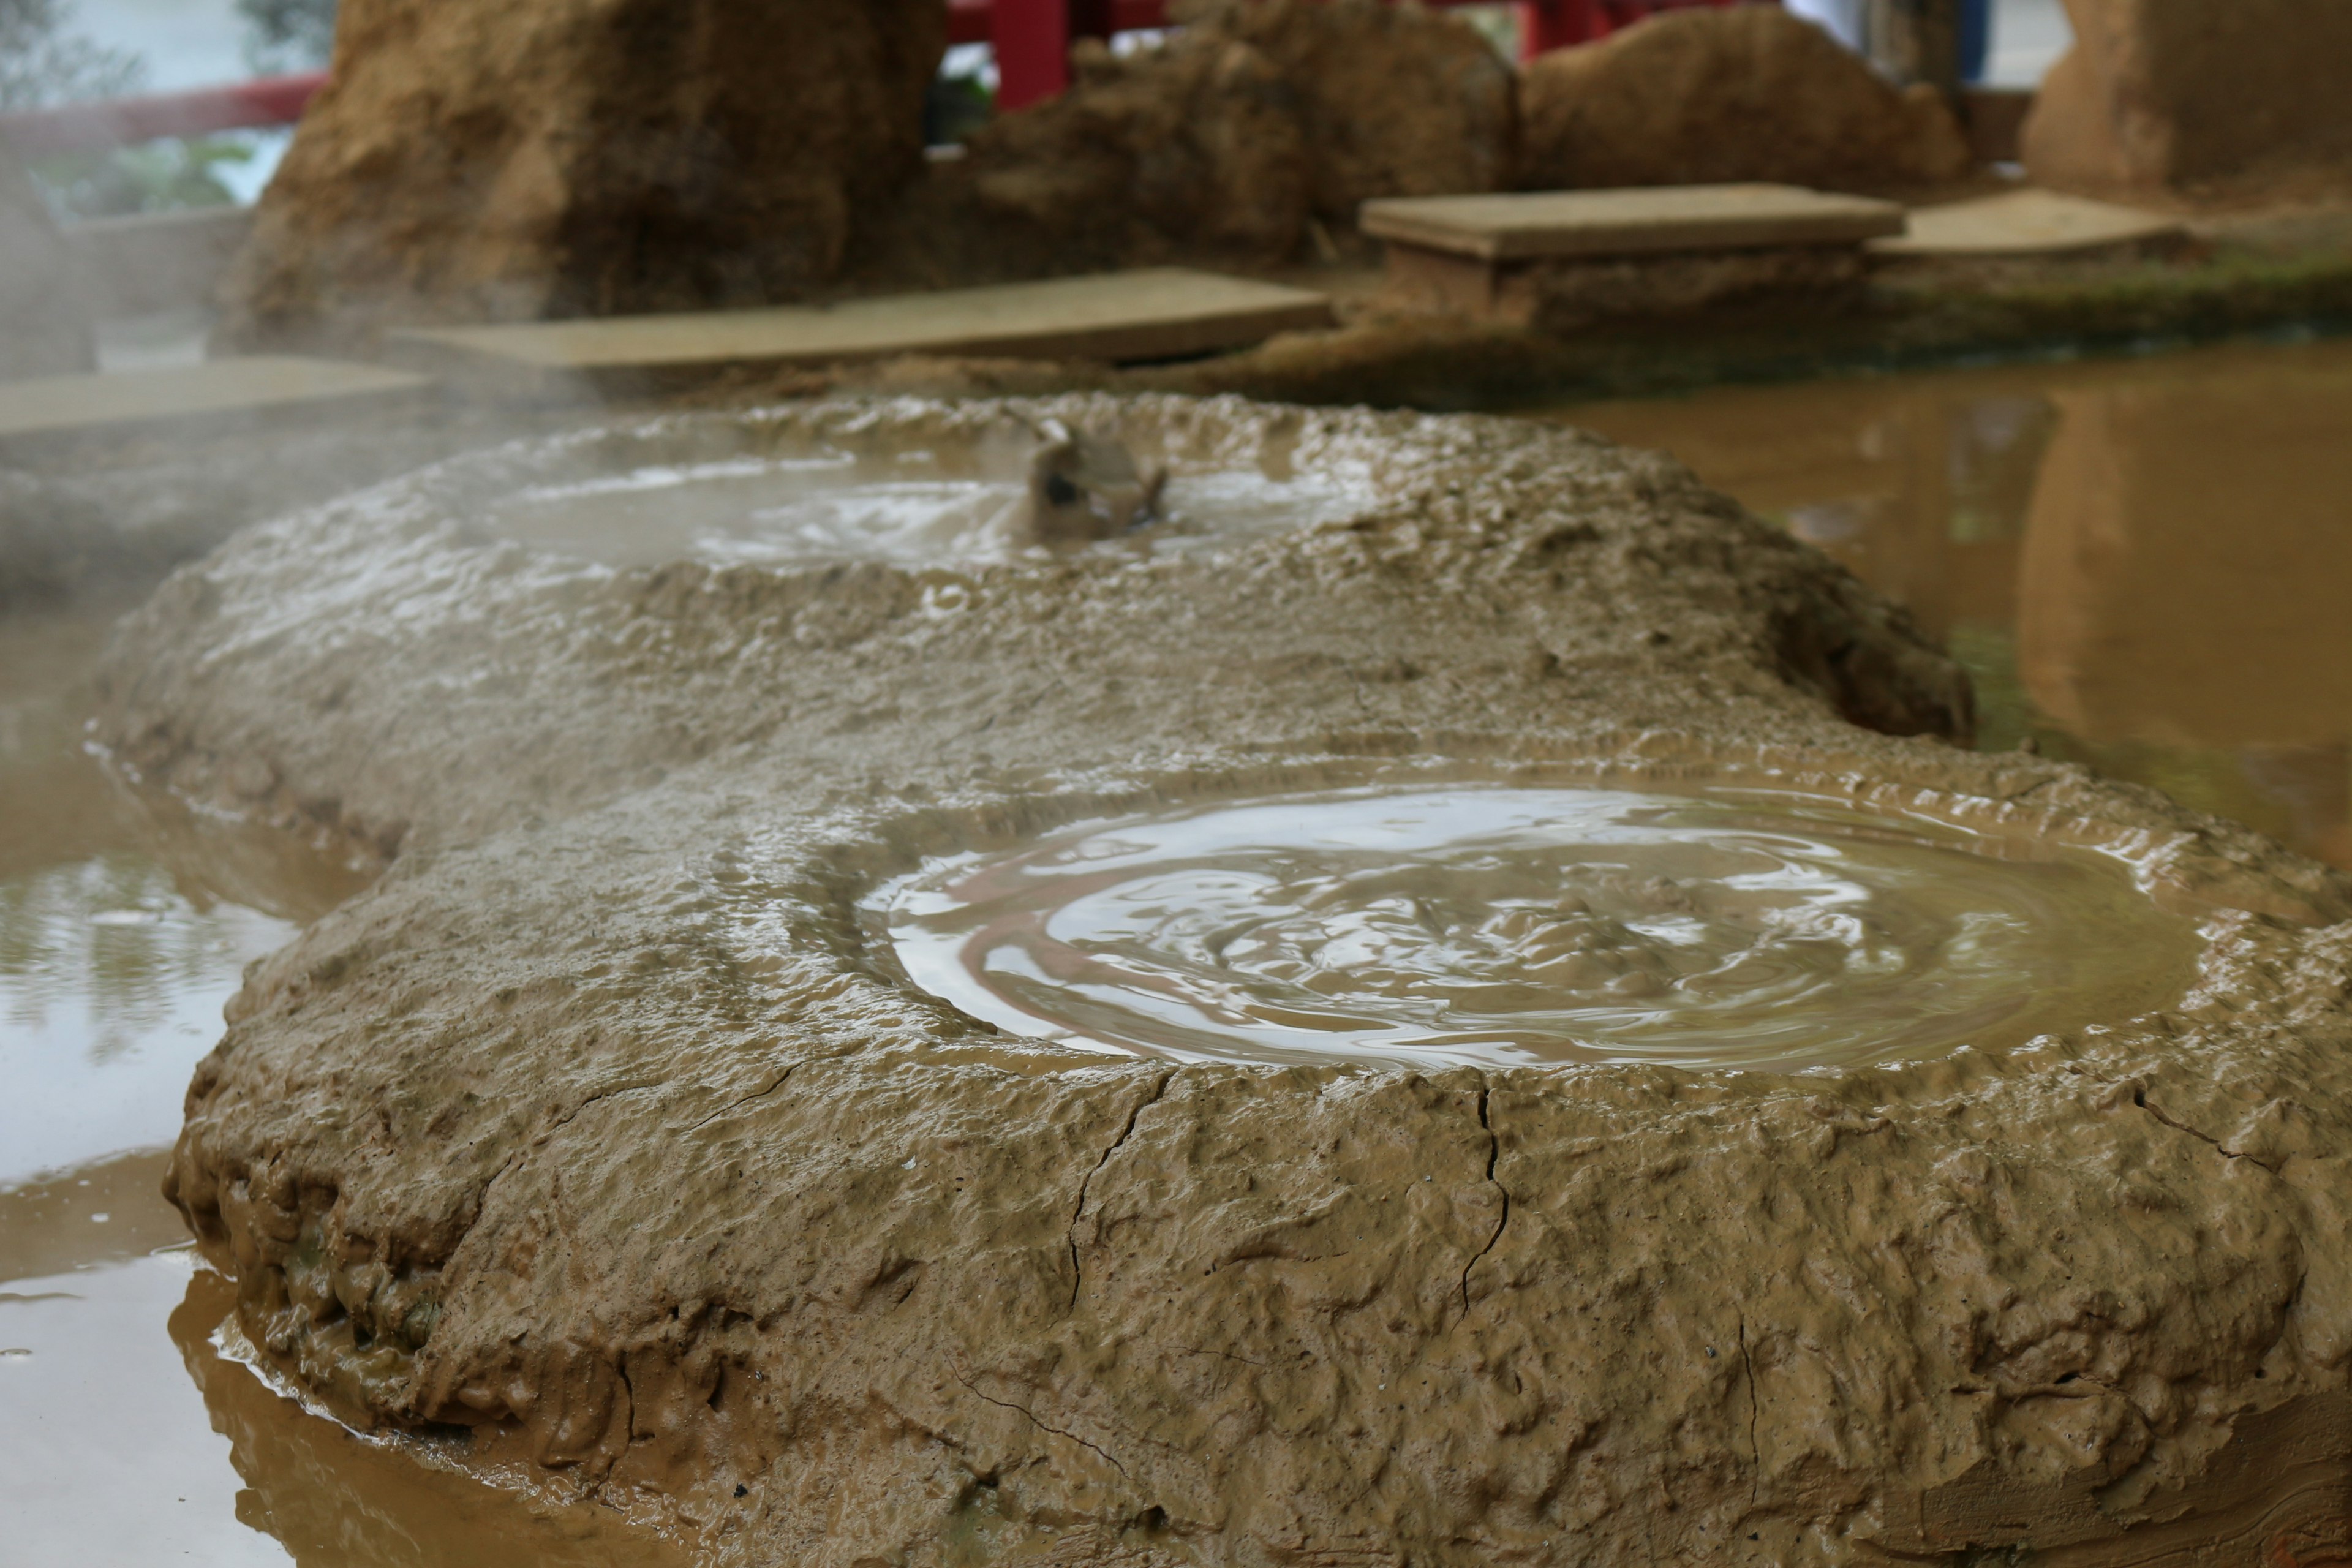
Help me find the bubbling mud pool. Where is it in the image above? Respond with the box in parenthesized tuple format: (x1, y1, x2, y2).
(480, 426, 1379, 568)
(874, 785, 2201, 1071)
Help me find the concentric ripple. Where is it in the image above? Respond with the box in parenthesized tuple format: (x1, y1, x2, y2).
(872, 786, 2199, 1070)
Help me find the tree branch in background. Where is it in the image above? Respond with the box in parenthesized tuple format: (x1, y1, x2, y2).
(0, 0, 143, 110)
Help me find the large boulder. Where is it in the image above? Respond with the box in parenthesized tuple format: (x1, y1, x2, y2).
(960, 0, 1515, 266)
(216, 0, 947, 352)
(0, 141, 94, 380)
(1518, 7, 1971, 194)
(2022, 0, 2352, 200)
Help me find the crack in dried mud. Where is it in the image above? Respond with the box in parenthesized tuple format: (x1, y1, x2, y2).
(1738, 1317, 1760, 1507)
(2127, 1084, 2285, 1174)
(683, 1064, 798, 1133)
(1068, 1071, 1175, 1313)
(1458, 1079, 1510, 1322)
(954, 1371, 1130, 1479)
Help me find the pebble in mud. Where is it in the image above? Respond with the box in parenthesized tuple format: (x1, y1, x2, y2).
(94, 393, 2352, 1567)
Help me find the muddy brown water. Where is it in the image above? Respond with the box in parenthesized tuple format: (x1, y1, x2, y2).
(5, 331, 2351, 1561)
(876, 784, 2195, 1071)
(1542, 331, 2352, 873)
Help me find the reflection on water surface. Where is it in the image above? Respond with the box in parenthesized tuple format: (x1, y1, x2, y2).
(1542, 333, 2352, 869)
(877, 786, 2195, 1071)
(0, 601, 680, 1567)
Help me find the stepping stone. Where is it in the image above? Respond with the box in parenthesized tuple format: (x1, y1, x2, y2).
(1868, 188, 2189, 259)
(0, 356, 431, 453)
(1360, 184, 1909, 263)
(389, 268, 1335, 393)
(1360, 184, 1906, 322)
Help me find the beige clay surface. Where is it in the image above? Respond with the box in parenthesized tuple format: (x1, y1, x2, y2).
(95, 395, 2352, 1566)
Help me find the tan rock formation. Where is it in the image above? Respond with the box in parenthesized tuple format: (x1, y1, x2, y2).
(92, 393, 2352, 1564)
(1518, 7, 1972, 195)
(2022, 0, 2352, 201)
(960, 0, 1515, 266)
(214, 0, 946, 352)
(0, 141, 94, 380)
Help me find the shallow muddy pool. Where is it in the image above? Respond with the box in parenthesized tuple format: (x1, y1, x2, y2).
(480, 425, 1379, 568)
(875, 785, 2195, 1071)
(10, 331, 2352, 1561)
(1540, 331, 2352, 871)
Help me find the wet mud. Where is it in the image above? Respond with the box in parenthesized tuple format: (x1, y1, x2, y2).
(83, 391, 2352, 1565)
(0, 597, 687, 1566)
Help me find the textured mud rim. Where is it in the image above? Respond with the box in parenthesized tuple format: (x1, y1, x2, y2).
(103, 393, 2352, 1567)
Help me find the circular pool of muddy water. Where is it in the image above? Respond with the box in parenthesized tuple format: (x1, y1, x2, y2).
(469, 409, 1379, 568)
(872, 784, 2200, 1071)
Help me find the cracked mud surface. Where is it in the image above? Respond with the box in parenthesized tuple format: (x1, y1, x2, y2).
(93, 394, 2352, 1565)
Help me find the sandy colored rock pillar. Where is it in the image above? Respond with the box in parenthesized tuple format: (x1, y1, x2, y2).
(216, 0, 949, 352)
(2022, 0, 2352, 199)
(0, 139, 94, 380)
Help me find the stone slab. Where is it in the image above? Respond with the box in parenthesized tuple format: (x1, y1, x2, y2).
(1358, 184, 1907, 262)
(388, 269, 1335, 389)
(0, 357, 432, 448)
(1869, 187, 2188, 259)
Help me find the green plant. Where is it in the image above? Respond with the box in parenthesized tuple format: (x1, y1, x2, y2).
(32, 134, 254, 219)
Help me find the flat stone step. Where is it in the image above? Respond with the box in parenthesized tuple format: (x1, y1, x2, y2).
(389, 268, 1335, 391)
(1869, 188, 2188, 258)
(0, 356, 431, 449)
(1359, 184, 1909, 263)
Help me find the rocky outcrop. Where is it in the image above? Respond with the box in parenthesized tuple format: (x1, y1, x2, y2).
(92, 393, 2352, 1565)
(2022, 0, 2352, 202)
(957, 0, 1515, 267)
(0, 142, 93, 380)
(215, 0, 946, 352)
(1518, 7, 1972, 194)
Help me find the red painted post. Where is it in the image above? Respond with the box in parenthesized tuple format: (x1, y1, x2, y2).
(992, 0, 1071, 110)
(1516, 0, 1605, 58)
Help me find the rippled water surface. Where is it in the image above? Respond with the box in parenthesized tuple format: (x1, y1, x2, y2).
(484, 447, 1378, 568)
(876, 786, 2197, 1070)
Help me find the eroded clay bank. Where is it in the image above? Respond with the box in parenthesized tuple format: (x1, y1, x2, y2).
(94, 394, 2352, 1566)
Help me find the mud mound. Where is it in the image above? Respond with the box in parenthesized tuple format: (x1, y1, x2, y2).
(959, 0, 1514, 268)
(2024, 0, 2352, 202)
(0, 144, 93, 380)
(92, 393, 2352, 1564)
(1518, 7, 1972, 194)
(214, 0, 946, 353)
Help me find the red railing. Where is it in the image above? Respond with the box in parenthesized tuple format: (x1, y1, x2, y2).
(0, 70, 326, 155)
(965, 0, 1768, 107)
(0, 0, 1768, 151)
